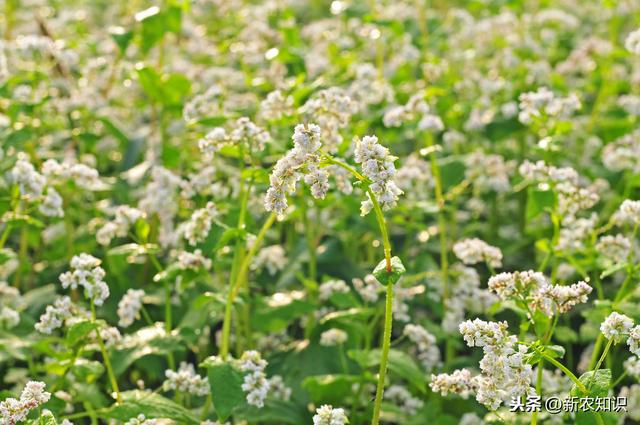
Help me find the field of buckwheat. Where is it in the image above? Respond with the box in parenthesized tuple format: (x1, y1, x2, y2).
(3, 0, 640, 424)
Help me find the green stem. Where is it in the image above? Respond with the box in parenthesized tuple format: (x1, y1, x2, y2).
(588, 334, 604, 371)
(90, 300, 122, 403)
(367, 187, 395, 425)
(0, 224, 11, 249)
(424, 133, 451, 367)
(536, 349, 604, 425)
(220, 213, 277, 358)
(531, 361, 544, 425)
(591, 339, 613, 384)
(371, 282, 394, 425)
(610, 370, 628, 389)
(148, 255, 175, 369)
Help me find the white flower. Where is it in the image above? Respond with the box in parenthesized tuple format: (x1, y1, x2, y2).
(354, 135, 403, 215)
(352, 275, 380, 303)
(596, 234, 631, 261)
(625, 29, 640, 55)
(430, 369, 477, 398)
(458, 319, 534, 409)
(384, 385, 423, 415)
(183, 202, 217, 246)
(124, 414, 158, 425)
(117, 289, 145, 328)
(601, 312, 634, 344)
(35, 296, 74, 334)
(0, 380, 51, 424)
(198, 127, 227, 159)
(59, 254, 109, 306)
(312, 404, 348, 425)
(0, 306, 19, 329)
(616, 200, 640, 226)
(252, 245, 287, 275)
(628, 326, 640, 356)
(264, 123, 324, 215)
(453, 238, 503, 268)
(238, 351, 270, 408)
(39, 187, 64, 217)
(319, 279, 350, 301)
(625, 356, 640, 378)
(320, 328, 348, 346)
(268, 375, 292, 401)
(418, 114, 444, 132)
(177, 249, 212, 270)
(11, 158, 45, 199)
(163, 362, 210, 396)
(260, 90, 294, 121)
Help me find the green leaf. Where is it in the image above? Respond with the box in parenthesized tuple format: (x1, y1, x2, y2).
(439, 159, 465, 191)
(106, 390, 199, 424)
(349, 349, 426, 393)
(136, 5, 182, 54)
(570, 369, 611, 398)
(135, 218, 150, 242)
(109, 26, 134, 52)
(66, 320, 98, 347)
(250, 295, 315, 333)
(111, 326, 184, 376)
(570, 369, 619, 425)
(236, 400, 310, 424)
(302, 374, 360, 404)
(71, 360, 105, 383)
(206, 361, 246, 421)
(372, 256, 406, 286)
(107, 243, 159, 257)
(526, 187, 555, 220)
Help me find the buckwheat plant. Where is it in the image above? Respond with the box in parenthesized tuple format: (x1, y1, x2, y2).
(4, 0, 640, 424)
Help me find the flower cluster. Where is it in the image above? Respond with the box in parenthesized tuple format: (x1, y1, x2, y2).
(117, 289, 145, 328)
(312, 404, 349, 425)
(625, 29, 640, 55)
(35, 296, 75, 334)
(319, 279, 350, 300)
(0, 282, 22, 329)
(0, 381, 51, 424)
(518, 87, 581, 124)
(238, 350, 270, 408)
(458, 319, 534, 410)
(251, 245, 288, 275)
(182, 202, 218, 246)
(354, 135, 403, 215)
(299, 88, 357, 152)
(124, 414, 158, 425)
(177, 249, 212, 270)
(198, 117, 270, 159)
(59, 253, 109, 306)
(163, 362, 209, 396)
(453, 238, 503, 268)
(488, 270, 591, 316)
(600, 312, 634, 345)
(429, 369, 477, 399)
(96, 206, 145, 246)
(264, 123, 325, 215)
(403, 324, 441, 372)
(384, 385, 424, 416)
(320, 328, 348, 346)
(41, 159, 101, 190)
(10, 157, 64, 218)
(616, 200, 640, 226)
